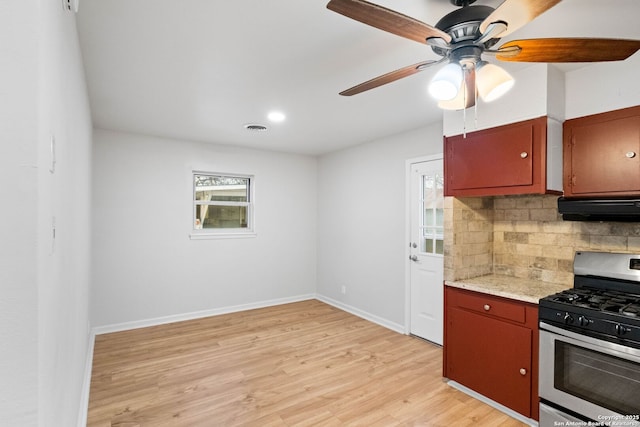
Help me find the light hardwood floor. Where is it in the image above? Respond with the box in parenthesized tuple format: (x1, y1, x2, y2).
(88, 300, 526, 426)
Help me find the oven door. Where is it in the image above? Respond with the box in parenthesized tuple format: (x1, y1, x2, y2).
(540, 322, 640, 426)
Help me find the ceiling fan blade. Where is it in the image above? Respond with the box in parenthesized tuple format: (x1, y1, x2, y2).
(327, 0, 452, 45)
(479, 0, 562, 38)
(339, 59, 444, 96)
(438, 67, 476, 110)
(495, 38, 640, 63)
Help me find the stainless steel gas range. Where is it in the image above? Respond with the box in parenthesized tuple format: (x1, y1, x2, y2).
(538, 251, 640, 426)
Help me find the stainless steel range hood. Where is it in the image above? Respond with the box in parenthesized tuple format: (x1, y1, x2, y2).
(558, 197, 640, 222)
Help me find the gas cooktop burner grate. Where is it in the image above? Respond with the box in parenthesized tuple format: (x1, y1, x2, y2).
(547, 288, 640, 316)
(621, 304, 640, 317)
(541, 253, 640, 349)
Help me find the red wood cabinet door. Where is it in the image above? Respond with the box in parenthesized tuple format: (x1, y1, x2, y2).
(564, 107, 640, 197)
(446, 307, 532, 417)
(444, 117, 547, 196)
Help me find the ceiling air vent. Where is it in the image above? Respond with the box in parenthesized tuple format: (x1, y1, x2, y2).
(244, 124, 268, 132)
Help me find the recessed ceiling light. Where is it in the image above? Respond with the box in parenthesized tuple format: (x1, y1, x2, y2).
(244, 123, 268, 132)
(267, 111, 286, 122)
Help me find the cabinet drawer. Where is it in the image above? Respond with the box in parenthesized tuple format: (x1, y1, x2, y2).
(449, 288, 526, 323)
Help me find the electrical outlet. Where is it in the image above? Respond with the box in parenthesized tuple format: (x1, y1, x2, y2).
(341, 285, 346, 294)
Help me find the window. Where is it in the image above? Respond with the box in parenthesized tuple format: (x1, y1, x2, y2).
(192, 172, 254, 238)
(422, 171, 444, 254)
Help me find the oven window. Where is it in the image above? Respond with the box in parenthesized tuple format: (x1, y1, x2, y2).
(554, 341, 640, 415)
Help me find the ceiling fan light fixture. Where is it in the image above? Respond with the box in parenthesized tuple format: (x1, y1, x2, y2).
(428, 63, 463, 101)
(438, 80, 471, 110)
(476, 62, 514, 102)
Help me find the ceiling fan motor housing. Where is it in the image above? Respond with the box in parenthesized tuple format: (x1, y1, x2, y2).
(325, 0, 640, 100)
(449, 0, 477, 6)
(432, 5, 498, 56)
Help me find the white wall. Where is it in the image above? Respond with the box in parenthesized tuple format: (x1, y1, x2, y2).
(440, 52, 640, 132)
(0, 1, 39, 423)
(91, 130, 317, 328)
(38, 3, 94, 426)
(1, 1, 93, 426)
(565, 52, 640, 119)
(442, 64, 567, 136)
(316, 123, 443, 329)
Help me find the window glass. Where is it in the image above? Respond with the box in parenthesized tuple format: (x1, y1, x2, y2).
(192, 172, 254, 236)
(421, 171, 444, 255)
(196, 205, 248, 229)
(195, 175, 249, 202)
(555, 341, 640, 415)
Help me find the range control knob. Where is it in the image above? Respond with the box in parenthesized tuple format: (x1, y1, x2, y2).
(578, 316, 591, 327)
(563, 313, 574, 325)
(615, 324, 630, 336)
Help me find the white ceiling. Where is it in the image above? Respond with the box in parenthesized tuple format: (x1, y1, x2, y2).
(76, 0, 640, 155)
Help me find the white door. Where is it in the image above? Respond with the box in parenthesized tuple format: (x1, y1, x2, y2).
(409, 158, 444, 345)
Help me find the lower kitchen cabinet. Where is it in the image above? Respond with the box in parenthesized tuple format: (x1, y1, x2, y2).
(443, 286, 539, 420)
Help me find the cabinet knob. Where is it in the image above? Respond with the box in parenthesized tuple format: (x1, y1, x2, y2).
(519, 368, 527, 376)
(520, 152, 528, 159)
(483, 304, 491, 311)
(626, 151, 636, 158)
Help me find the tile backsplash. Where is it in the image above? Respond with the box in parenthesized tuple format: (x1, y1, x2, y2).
(444, 194, 640, 286)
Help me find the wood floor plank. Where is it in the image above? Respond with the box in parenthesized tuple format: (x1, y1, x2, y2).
(88, 300, 526, 426)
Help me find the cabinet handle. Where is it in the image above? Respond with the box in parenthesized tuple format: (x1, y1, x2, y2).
(519, 368, 527, 376)
(520, 152, 528, 159)
(626, 151, 636, 158)
(483, 304, 491, 311)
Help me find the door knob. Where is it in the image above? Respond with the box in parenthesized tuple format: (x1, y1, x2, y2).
(409, 255, 418, 262)
(519, 368, 527, 376)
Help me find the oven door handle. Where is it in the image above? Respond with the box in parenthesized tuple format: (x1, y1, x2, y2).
(540, 322, 640, 359)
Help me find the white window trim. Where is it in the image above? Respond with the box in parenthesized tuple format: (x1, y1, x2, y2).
(190, 171, 256, 240)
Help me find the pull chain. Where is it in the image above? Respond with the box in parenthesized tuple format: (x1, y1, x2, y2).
(462, 66, 467, 138)
(474, 66, 478, 129)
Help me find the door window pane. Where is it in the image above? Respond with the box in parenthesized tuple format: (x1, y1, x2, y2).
(424, 209, 434, 227)
(424, 239, 434, 253)
(421, 170, 444, 255)
(436, 208, 444, 227)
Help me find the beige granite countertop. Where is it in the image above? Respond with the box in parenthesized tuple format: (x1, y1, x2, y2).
(445, 274, 571, 304)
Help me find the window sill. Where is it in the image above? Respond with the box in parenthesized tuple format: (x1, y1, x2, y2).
(190, 231, 257, 240)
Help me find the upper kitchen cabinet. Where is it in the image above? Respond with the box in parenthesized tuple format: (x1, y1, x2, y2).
(563, 105, 640, 197)
(444, 116, 563, 197)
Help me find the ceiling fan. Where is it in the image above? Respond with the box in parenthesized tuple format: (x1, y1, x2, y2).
(326, 0, 640, 110)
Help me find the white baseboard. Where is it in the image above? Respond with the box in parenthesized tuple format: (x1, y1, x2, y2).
(315, 294, 406, 334)
(91, 294, 316, 336)
(446, 380, 538, 427)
